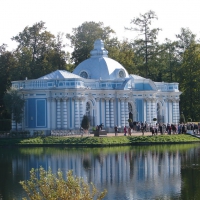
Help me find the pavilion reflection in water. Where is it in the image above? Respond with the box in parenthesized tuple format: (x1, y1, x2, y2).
(12, 149, 181, 199)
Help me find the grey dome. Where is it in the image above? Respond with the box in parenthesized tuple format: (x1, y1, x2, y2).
(73, 39, 129, 80)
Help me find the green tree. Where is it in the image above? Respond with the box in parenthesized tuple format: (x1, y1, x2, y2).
(126, 10, 162, 79)
(66, 21, 115, 66)
(12, 21, 69, 79)
(81, 115, 90, 130)
(178, 43, 200, 121)
(3, 89, 25, 131)
(20, 167, 107, 200)
(176, 28, 196, 61)
(0, 45, 16, 119)
(106, 39, 138, 75)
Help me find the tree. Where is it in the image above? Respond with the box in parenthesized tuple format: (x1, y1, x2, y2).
(177, 43, 200, 121)
(12, 21, 69, 79)
(176, 28, 196, 62)
(81, 115, 90, 130)
(66, 21, 115, 66)
(3, 89, 25, 131)
(106, 39, 138, 75)
(126, 10, 162, 79)
(0, 45, 16, 119)
(20, 167, 107, 200)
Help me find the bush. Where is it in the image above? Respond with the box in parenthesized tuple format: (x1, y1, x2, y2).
(10, 130, 30, 137)
(0, 119, 11, 131)
(81, 115, 90, 130)
(20, 167, 107, 200)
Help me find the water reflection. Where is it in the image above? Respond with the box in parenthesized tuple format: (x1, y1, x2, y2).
(1, 144, 200, 200)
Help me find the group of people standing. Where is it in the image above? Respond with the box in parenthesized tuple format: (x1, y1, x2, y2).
(114, 122, 200, 136)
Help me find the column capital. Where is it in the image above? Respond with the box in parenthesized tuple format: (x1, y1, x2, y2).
(151, 98, 157, 103)
(61, 96, 68, 101)
(55, 96, 61, 101)
(119, 97, 126, 102)
(104, 97, 110, 101)
(125, 97, 129, 102)
(145, 97, 151, 102)
(95, 97, 100, 102)
(79, 96, 85, 101)
(73, 96, 79, 101)
(110, 98, 114, 102)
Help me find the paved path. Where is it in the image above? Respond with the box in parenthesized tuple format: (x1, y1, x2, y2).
(90, 131, 153, 137)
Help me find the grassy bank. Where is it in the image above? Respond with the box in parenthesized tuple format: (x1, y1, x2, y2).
(0, 134, 200, 147)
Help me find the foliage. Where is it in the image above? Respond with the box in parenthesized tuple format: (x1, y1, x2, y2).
(188, 118, 192, 122)
(66, 21, 115, 66)
(1, 134, 200, 147)
(128, 119, 132, 123)
(106, 39, 138, 75)
(12, 21, 69, 80)
(3, 89, 25, 131)
(180, 112, 186, 123)
(20, 167, 107, 200)
(0, 47, 16, 119)
(126, 10, 162, 79)
(0, 119, 11, 131)
(81, 115, 90, 130)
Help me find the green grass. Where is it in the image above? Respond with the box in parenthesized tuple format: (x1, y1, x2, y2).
(0, 134, 200, 147)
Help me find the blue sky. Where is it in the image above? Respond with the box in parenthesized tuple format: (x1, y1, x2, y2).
(1, 0, 200, 51)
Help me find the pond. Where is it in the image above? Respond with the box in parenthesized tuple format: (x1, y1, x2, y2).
(1, 144, 200, 200)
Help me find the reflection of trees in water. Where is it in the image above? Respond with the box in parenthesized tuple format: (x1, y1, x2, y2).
(129, 152, 134, 179)
(94, 153, 105, 166)
(83, 158, 91, 170)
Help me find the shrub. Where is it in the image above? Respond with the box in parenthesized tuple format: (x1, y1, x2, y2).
(20, 167, 107, 200)
(81, 115, 90, 130)
(0, 119, 11, 131)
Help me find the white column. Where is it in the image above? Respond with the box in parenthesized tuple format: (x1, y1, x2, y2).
(79, 97, 85, 125)
(110, 98, 114, 127)
(74, 97, 79, 129)
(56, 97, 61, 129)
(125, 98, 129, 127)
(105, 98, 110, 128)
(96, 98, 100, 126)
(151, 98, 156, 125)
(164, 99, 168, 124)
(118, 98, 121, 126)
(172, 99, 176, 124)
(168, 99, 172, 124)
(144, 100, 147, 123)
(120, 98, 125, 127)
(62, 97, 68, 129)
(146, 98, 151, 123)
(176, 99, 180, 123)
(47, 97, 53, 130)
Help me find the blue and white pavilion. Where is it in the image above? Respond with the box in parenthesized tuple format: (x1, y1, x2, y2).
(12, 39, 181, 134)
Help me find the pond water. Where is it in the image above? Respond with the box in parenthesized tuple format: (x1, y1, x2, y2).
(1, 144, 200, 200)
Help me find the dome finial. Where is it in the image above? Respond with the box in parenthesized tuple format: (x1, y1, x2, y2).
(90, 39, 108, 58)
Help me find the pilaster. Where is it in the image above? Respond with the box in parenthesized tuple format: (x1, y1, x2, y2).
(105, 97, 110, 128)
(56, 97, 61, 129)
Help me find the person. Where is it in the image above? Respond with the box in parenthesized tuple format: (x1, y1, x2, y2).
(150, 126, 155, 136)
(124, 126, 127, 136)
(141, 125, 144, 136)
(114, 125, 118, 136)
(159, 123, 163, 135)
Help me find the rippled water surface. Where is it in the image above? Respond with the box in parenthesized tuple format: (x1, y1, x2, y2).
(1, 144, 200, 199)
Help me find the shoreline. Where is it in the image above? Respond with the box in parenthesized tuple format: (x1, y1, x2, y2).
(0, 134, 200, 147)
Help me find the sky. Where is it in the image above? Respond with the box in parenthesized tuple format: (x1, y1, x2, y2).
(1, 0, 200, 51)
